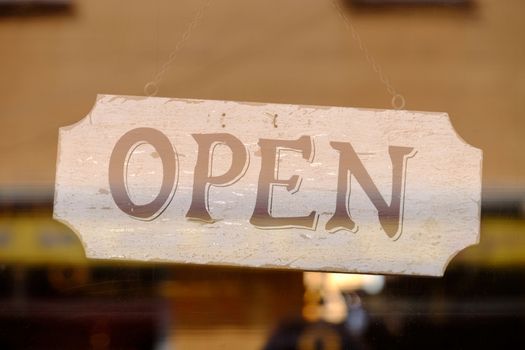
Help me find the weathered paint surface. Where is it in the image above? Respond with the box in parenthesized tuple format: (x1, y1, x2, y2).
(54, 94, 482, 276)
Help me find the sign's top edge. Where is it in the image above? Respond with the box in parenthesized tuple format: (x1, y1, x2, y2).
(95, 93, 449, 117)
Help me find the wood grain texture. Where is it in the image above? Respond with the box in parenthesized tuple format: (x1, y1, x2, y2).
(54, 94, 482, 276)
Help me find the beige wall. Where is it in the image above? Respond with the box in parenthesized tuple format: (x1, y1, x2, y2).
(1, 0, 523, 190)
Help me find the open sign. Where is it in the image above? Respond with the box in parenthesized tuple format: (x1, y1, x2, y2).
(54, 95, 482, 276)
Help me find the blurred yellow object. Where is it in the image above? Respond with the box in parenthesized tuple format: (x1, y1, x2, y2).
(0, 215, 87, 265)
(455, 218, 525, 267)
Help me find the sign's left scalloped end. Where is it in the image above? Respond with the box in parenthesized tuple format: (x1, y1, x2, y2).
(52, 95, 110, 262)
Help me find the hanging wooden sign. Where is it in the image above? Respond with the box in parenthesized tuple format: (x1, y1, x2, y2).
(54, 94, 482, 276)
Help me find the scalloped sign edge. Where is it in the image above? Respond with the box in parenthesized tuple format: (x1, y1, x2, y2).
(53, 95, 482, 276)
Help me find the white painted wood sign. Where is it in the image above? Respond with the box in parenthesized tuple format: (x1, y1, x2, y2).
(54, 95, 482, 276)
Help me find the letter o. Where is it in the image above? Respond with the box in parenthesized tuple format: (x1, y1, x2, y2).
(109, 128, 177, 220)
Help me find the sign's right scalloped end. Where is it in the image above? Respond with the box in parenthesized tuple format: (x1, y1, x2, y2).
(438, 233, 481, 277)
(441, 112, 484, 158)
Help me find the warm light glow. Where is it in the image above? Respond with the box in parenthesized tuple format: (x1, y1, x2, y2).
(329, 273, 385, 295)
(303, 272, 385, 324)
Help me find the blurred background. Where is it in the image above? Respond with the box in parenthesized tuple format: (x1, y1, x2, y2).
(1, 0, 524, 348)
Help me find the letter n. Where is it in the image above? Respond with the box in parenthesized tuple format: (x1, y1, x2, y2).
(326, 142, 415, 239)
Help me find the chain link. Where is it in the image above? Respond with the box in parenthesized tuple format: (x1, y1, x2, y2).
(331, 0, 405, 110)
(144, 0, 213, 97)
(145, 0, 404, 109)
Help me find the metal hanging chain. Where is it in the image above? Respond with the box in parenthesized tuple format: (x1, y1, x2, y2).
(144, 0, 213, 97)
(330, 0, 405, 110)
(144, 0, 404, 109)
